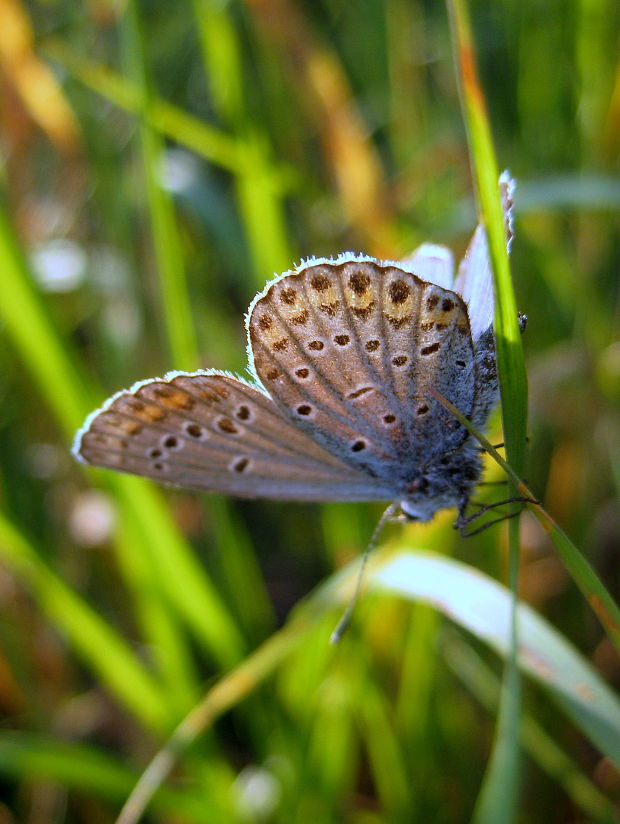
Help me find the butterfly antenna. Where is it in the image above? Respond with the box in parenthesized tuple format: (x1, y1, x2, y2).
(330, 502, 400, 644)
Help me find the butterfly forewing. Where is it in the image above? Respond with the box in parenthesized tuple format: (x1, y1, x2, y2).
(74, 373, 392, 501)
(248, 259, 476, 485)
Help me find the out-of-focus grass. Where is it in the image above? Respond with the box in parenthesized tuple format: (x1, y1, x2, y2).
(0, 1, 619, 823)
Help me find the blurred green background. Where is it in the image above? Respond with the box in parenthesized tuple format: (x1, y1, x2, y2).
(0, 0, 619, 822)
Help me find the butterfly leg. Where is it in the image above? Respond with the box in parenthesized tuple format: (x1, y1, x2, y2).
(454, 495, 540, 538)
(330, 501, 400, 643)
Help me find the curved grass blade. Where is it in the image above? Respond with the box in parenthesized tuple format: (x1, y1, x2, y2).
(431, 387, 620, 655)
(444, 634, 620, 824)
(112, 548, 620, 824)
(370, 551, 620, 766)
(447, 1, 527, 820)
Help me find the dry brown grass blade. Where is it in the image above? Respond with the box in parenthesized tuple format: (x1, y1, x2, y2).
(0, 0, 82, 153)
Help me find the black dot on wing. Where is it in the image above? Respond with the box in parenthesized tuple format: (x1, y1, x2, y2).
(308, 340, 324, 351)
(352, 305, 374, 320)
(319, 301, 339, 317)
(348, 272, 370, 294)
(186, 423, 203, 438)
(310, 274, 331, 292)
(233, 457, 249, 473)
(388, 280, 410, 304)
(236, 405, 251, 420)
(291, 310, 310, 325)
(334, 334, 350, 346)
(218, 417, 238, 434)
(295, 368, 310, 379)
(420, 342, 440, 356)
(163, 435, 179, 449)
(279, 287, 297, 305)
(383, 414, 396, 424)
(150, 448, 163, 458)
(365, 339, 380, 352)
(351, 440, 366, 452)
(297, 404, 312, 416)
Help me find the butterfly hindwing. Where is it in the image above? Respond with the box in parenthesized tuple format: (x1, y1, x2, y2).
(248, 258, 476, 486)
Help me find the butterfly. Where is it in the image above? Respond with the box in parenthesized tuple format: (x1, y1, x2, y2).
(73, 175, 517, 527)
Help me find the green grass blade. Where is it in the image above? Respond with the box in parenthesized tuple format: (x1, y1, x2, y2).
(191, 0, 294, 283)
(0, 733, 221, 821)
(113, 475, 246, 666)
(50, 31, 294, 288)
(114, 513, 200, 712)
(444, 635, 620, 824)
(300, 655, 358, 811)
(45, 41, 240, 170)
(0, 511, 172, 731)
(121, 0, 199, 371)
(447, 1, 526, 819)
(370, 550, 620, 766)
(234, 134, 294, 282)
(191, 0, 245, 126)
(0, 201, 90, 438)
(447, 0, 527, 474)
(360, 680, 413, 818)
(207, 497, 275, 643)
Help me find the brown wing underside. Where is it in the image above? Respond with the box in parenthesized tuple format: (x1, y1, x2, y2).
(75, 372, 393, 501)
(248, 260, 476, 485)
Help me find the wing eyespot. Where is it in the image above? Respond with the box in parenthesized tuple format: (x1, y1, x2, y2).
(162, 435, 181, 450)
(231, 457, 250, 473)
(185, 423, 205, 439)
